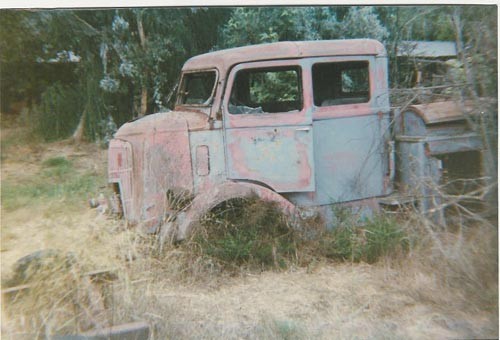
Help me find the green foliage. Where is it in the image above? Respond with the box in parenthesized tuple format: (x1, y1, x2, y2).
(460, 5, 497, 98)
(249, 69, 300, 103)
(36, 83, 84, 141)
(362, 216, 410, 262)
(193, 197, 297, 270)
(340, 7, 388, 41)
(322, 215, 409, 263)
(189, 197, 409, 272)
(221, 7, 338, 47)
(221, 6, 389, 48)
(42, 156, 71, 168)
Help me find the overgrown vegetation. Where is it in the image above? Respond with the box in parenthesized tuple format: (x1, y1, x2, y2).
(35, 84, 84, 141)
(170, 198, 412, 275)
(4, 250, 98, 336)
(1, 131, 497, 338)
(191, 197, 297, 271)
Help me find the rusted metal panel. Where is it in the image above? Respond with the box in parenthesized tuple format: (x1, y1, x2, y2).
(108, 139, 133, 219)
(396, 133, 483, 156)
(115, 110, 209, 138)
(407, 101, 473, 125)
(195, 145, 210, 176)
(183, 39, 386, 72)
(109, 111, 202, 226)
(225, 125, 315, 192)
(141, 127, 193, 227)
(286, 114, 390, 206)
(222, 58, 315, 193)
(189, 130, 226, 194)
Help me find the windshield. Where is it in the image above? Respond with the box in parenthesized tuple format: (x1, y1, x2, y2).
(177, 71, 217, 105)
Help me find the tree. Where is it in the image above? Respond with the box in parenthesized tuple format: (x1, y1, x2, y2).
(340, 7, 388, 41)
(1, 8, 230, 141)
(220, 7, 388, 48)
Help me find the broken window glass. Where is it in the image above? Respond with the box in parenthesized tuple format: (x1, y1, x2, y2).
(229, 66, 302, 114)
(178, 71, 216, 105)
(312, 61, 370, 107)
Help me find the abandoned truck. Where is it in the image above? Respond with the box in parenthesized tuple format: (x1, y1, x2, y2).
(108, 39, 484, 240)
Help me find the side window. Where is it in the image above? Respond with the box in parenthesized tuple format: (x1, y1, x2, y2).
(312, 61, 370, 107)
(229, 66, 302, 114)
(178, 71, 216, 105)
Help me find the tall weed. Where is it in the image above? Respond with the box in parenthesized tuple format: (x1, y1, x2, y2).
(190, 197, 297, 271)
(179, 198, 410, 275)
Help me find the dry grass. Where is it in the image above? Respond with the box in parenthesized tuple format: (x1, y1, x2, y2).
(1, 119, 497, 339)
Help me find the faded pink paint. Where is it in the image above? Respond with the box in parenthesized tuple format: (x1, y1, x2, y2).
(183, 40, 386, 72)
(115, 110, 209, 138)
(108, 139, 133, 218)
(223, 59, 312, 129)
(226, 110, 310, 129)
(313, 104, 373, 120)
(109, 39, 394, 239)
(226, 127, 314, 192)
(195, 145, 210, 176)
(109, 111, 202, 228)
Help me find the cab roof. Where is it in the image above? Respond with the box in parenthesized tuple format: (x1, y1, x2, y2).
(182, 39, 386, 72)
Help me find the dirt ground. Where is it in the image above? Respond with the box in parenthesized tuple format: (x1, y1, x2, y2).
(1, 116, 498, 339)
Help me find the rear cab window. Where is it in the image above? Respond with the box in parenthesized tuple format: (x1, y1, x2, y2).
(312, 61, 370, 107)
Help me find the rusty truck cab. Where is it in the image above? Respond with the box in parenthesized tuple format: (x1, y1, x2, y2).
(108, 39, 483, 240)
(109, 39, 391, 237)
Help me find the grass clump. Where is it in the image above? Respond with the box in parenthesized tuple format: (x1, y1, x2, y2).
(256, 318, 306, 340)
(3, 249, 107, 337)
(42, 156, 72, 168)
(189, 197, 298, 272)
(322, 216, 409, 263)
(181, 198, 409, 275)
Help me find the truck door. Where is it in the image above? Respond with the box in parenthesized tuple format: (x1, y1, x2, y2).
(223, 60, 315, 192)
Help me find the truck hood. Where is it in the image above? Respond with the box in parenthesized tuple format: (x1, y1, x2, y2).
(115, 110, 209, 138)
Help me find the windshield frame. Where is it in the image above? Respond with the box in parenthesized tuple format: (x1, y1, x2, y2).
(176, 69, 219, 108)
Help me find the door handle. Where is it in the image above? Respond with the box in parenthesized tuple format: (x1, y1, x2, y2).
(296, 127, 310, 132)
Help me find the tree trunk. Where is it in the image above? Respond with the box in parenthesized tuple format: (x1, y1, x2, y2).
(72, 110, 86, 143)
(136, 11, 148, 117)
(140, 87, 148, 117)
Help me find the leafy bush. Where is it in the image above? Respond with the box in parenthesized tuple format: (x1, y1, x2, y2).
(319, 215, 409, 263)
(191, 197, 297, 271)
(35, 83, 84, 141)
(185, 198, 409, 273)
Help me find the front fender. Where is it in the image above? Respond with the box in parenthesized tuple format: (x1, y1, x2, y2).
(165, 181, 298, 241)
